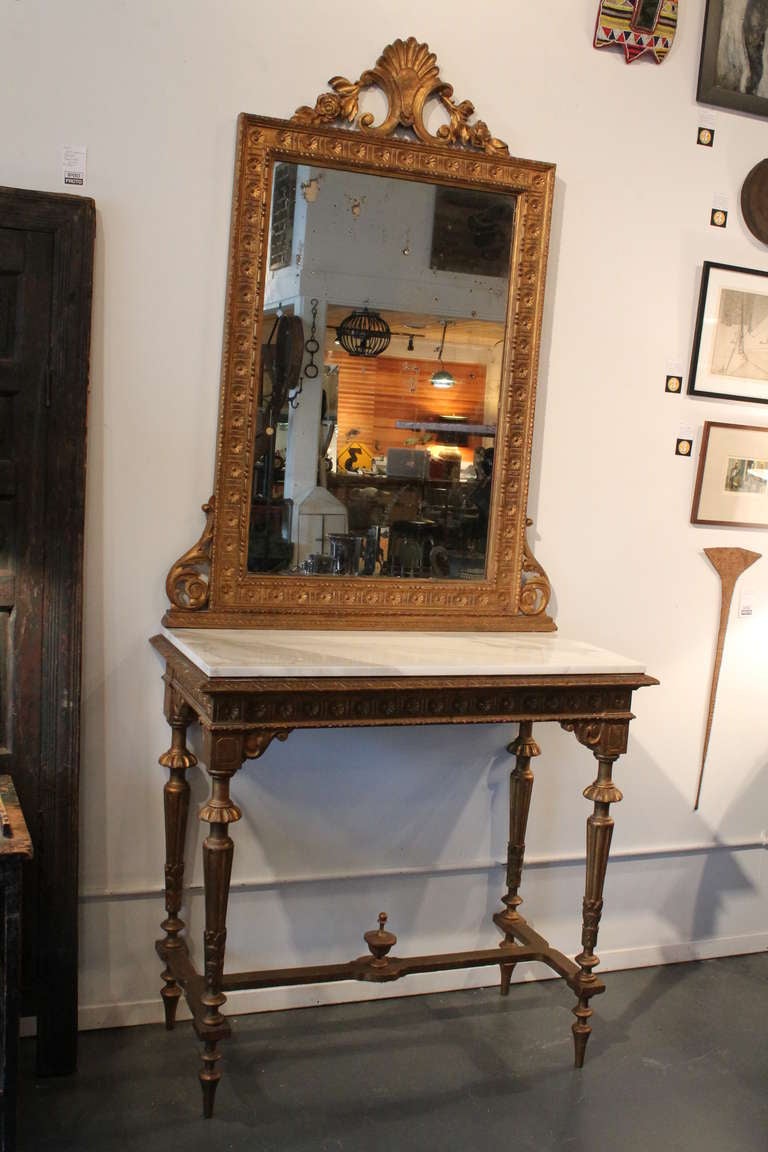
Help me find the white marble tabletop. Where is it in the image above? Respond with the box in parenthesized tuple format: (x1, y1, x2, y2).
(161, 627, 647, 680)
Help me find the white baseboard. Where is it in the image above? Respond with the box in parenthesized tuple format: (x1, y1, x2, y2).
(75, 930, 768, 1032)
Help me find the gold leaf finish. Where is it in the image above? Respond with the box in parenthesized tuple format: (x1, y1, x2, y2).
(293, 37, 509, 155)
(520, 519, 552, 616)
(163, 41, 556, 631)
(151, 634, 656, 1112)
(166, 499, 215, 611)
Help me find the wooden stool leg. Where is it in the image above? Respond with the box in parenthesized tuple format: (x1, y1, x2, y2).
(497, 721, 540, 995)
(566, 721, 627, 1067)
(198, 757, 241, 1120)
(158, 689, 195, 1030)
(0, 859, 22, 1152)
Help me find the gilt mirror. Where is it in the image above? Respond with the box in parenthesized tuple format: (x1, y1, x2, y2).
(163, 38, 556, 631)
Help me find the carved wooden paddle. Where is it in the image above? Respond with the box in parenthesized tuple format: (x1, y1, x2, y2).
(695, 547, 761, 810)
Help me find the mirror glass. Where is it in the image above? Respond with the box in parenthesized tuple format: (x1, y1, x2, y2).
(250, 162, 515, 582)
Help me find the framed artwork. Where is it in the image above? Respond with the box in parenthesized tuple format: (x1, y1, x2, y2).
(692, 420, 768, 527)
(697, 0, 768, 115)
(688, 261, 768, 403)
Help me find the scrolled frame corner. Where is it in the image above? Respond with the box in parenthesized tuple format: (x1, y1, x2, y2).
(164, 498, 216, 616)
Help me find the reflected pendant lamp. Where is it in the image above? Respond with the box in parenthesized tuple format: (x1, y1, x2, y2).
(431, 321, 455, 389)
(336, 308, 391, 357)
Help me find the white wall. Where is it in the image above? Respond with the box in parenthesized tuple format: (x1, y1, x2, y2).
(296, 164, 509, 320)
(2, 0, 766, 1031)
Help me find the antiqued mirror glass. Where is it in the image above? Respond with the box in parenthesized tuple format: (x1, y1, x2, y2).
(252, 163, 511, 582)
(163, 38, 556, 630)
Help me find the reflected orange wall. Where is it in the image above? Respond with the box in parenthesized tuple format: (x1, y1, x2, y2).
(330, 353, 487, 464)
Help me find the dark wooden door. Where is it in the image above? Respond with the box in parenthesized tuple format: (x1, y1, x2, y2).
(0, 188, 94, 1076)
(0, 222, 53, 1066)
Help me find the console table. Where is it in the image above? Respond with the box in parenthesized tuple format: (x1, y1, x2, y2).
(151, 628, 656, 1118)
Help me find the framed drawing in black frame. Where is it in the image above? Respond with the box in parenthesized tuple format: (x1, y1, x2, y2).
(688, 261, 768, 403)
(692, 420, 768, 527)
(697, 0, 768, 116)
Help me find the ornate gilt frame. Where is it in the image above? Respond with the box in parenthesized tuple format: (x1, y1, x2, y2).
(163, 38, 556, 631)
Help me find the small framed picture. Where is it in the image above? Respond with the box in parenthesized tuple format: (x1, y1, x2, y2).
(697, 0, 768, 116)
(692, 420, 768, 527)
(688, 261, 768, 404)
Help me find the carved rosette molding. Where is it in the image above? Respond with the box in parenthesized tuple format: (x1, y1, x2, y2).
(151, 638, 653, 738)
(226, 685, 635, 729)
(292, 37, 509, 156)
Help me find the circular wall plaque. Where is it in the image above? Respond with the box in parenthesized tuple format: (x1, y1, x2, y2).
(741, 158, 768, 245)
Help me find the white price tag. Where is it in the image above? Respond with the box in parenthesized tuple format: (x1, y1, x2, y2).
(739, 591, 755, 618)
(62, 145, 87, 187)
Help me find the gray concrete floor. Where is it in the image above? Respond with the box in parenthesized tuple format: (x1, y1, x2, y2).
(18, 954, 768, 1152)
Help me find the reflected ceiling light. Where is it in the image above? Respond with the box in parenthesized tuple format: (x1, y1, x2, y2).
(431, 321, 455, 389)
(336, 307, 391, 357)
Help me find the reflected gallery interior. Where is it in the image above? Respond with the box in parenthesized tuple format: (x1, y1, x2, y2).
(250, 163, 513, 581)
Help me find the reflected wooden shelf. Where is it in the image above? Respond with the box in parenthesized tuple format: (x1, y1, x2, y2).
(395, 419, 496, 436)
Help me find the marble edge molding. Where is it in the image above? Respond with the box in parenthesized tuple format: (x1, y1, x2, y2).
(159, 626, 647, 680)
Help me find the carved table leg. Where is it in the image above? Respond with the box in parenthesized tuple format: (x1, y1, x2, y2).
(496, 721, 540, 995)
(158, 685, 196, 1030)
(565, 720, 628, 1068)
(198, 733, 243, 1120)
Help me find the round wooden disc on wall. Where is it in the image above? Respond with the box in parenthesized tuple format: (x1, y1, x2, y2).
(741, 158, 768, 245)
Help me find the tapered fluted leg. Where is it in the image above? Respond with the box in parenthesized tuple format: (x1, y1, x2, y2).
(158, 688, 195, 1030)
(198, 758, 241, 1119)
(496, 721, 540, 995)
(565, 720, 628, 1067)
(200, 1039, 222, 1118)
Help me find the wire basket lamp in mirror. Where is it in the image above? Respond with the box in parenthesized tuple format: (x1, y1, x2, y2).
(164, 37, 556, 631)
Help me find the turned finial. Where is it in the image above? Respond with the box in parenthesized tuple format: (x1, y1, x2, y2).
(364, 912, 397, 965)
